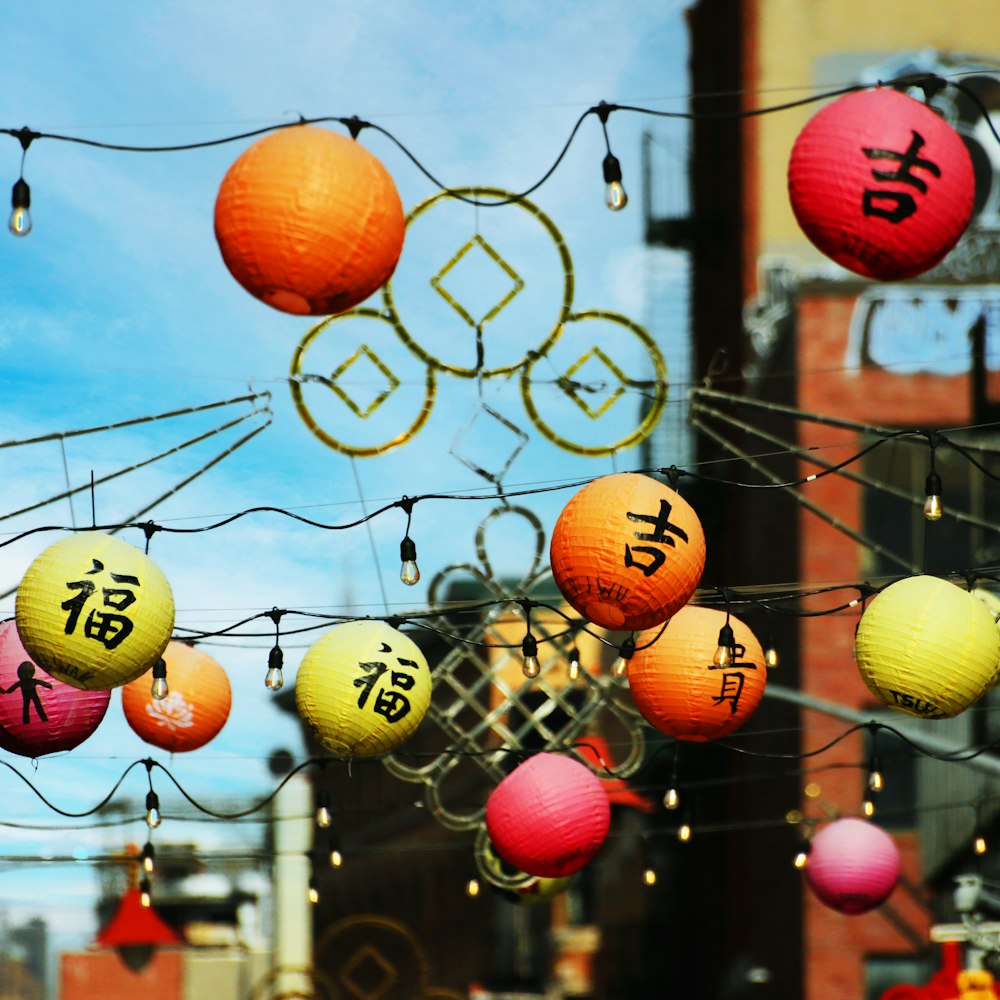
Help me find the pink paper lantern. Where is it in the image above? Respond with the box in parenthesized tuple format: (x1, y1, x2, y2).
(788, 87, 974, 281)
(805, 817, 900, 915)
(0, 621, 110, 757)
(485, 753, 610, 878)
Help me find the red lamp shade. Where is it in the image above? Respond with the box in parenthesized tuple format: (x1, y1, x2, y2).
(121, 640, 232, 753)
(0, 620, 110, 757)
(788, 87, 974, 280)
(549, 473, 706, 631)
(214, 125, 405, 316)
(805, 817, 901, 915)
(485, 752, 610, 878)
(628, 605, 767, 741)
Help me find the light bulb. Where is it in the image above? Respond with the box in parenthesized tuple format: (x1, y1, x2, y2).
(793, 847, 810, 870)
(265, 645, 284, 691)
(678, 822, 692, 842)
(612, 636, 636, 681)
(141, 842, 156, 874)
(329, 848, 343, 868)
(764, 640, 779, 669)
(976, 834, 988, 855)
(923, 470, 943, 521)
(568, 647, 581, 681)
(466, 878, 480, 897)
(602, 152, 628, 211)
(713, 623, 736, 666)
(145, 791, 161, 829)
(663, 787, 680, 810)
(315, 804, 331, 828)
(9, 178, 31, 236)
(642, 867, 657, 886)
(521, 633, 540, 678)
(868, 769, 884, 793)
(139, 878, 152, 908)
(308, 878, 319, 904)
(150, 659, 169, 700)
(399, 536, 420, 585)
(863, 798, 875, 817)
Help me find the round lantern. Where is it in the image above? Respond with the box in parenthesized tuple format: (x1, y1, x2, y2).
(485, 752, 610, 878)
(121, 640, 232, 753)
(628, 605, 767, 741)
(0, 620, 110, 756)
(295, 619, 432, 757)
(788, 87, 974, 280)
(15, 532, 175, 691)
(550, 473, 706, 631)
(805, 817, 900, 915)
(854, 575, 1000, 719)
(214, 125, 405, 316)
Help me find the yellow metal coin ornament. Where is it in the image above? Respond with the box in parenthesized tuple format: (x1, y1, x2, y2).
(15, 532, 175, 691)
(854, 575, 1000, 719)
(295, 619, 432, 757)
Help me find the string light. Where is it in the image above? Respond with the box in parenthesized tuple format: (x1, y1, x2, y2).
(974, 802, 988, 855)
(677, 821, 692, 843)
(265, 608, 285, 691)
(465, 878, 480, 897)
(150, 658, 169, 701)
(520, 601, 540, 679)
(7, 128, 34, 237)
(924, 433, 943, 521)
(793, 840, 811, 870)
(663, 787, 680, 810)
(764, 634, 779, 669)
(140, 841, 156, 875)
(567, 645, 581, 681)
(139, 877, 152, 908)
(145, 790, 161, 829)
(611, 635, 636, 680)
(308, 875, 319, 905)
(398, 497, 420, 585)
(596, 101, 628, 211)
(315, 790, 332, 829)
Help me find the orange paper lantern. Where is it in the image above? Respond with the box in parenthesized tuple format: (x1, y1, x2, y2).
(628, 605, 767, 741)
(550, 473, 706, 631)
(121, 640, 232, 753)
(214, 125, 405, 316)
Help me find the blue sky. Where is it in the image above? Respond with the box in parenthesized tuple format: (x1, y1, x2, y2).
(0, 0, 692, 967)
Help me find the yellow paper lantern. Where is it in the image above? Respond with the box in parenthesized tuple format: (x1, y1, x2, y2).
(295, 620, 432, 756)
(854, 575, 1000, 719)
(15, 532, 175, 691)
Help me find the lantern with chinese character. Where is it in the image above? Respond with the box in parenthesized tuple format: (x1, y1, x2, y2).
(486, 753, 611, 878)
(214, 125, 405, 316)
(805, 817, 900, 915)
(121, 641, 232, 753)
(628, 605, 767, 741)
(295, 619, 431, 757)
(854, 575, 1000, 719)
(15, 533, 175, 691)
(0, 620, 110, 757)
(788, 87, 974, 281)
(549, 473, 706, 631)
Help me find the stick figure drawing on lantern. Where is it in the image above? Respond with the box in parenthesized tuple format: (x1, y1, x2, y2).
(2, 662, 52, 724)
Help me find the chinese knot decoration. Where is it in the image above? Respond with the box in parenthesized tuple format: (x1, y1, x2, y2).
(628, 605, 767, 741)
(14, 532, 175, 691)
(485, 752, 610, 878)
(214, 125, 405, 316)
(854, 575, 1000, 720)
(295, 619, 432, 757)
(549, 472, 706, 631)
(788, 87, 974, 281)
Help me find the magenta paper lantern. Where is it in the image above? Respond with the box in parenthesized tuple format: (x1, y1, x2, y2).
(788, 87, 974, 280)
(485, 753, 610, 878)
(0, 620, 110, 757)
(805, 817, 900, 915)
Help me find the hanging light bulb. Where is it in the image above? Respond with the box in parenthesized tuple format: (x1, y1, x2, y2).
(975, 833, 988, 856)
(611, 635, 636, 681)
(568, 646, 581, 681)
(868, 758, 884, 793)
(315, 791, 332, 829)
(793, 840, 811, 870)
(329, 847, 344, 868)
(9, 177, 31, 236)
(145, 790, 161, 829)
(602, 152, 628, 211)
(663, 787, 680, 810)
(150, 658, 169, 701)
(521, 632, 541, 679)
(677, 822, 692, 842)
(466, 878, 480, 897)
(923, 468, 943, 521)
(399, 535, 420, 586)
(863, 798, 876, 818)
(308, 875, 319, 904)
(140, 841, 156, 875)
(713, 622, 737, 667)
(764, 635, 779, 669)
(642, 867, 657, 886)
(139, 877, 152, 908)
(265, 644, 284, 691)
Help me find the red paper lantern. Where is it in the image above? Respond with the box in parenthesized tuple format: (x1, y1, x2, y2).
(485, 752, 610, 878)
(549, 473, 706, 631)
(805, 817, 900, 915)
(628, 605, 767, 741)
(0, 620, 110, 757)
(214, 125, 405, 316)
(121, 641, 232, 753)
(788, 87, 974, 280)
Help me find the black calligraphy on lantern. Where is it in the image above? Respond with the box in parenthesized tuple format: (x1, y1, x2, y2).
(623, 499, 689, 578)
(60, 558, 140, 650)
(353, 641, 420, 723)
(861, 130, 941, 223)
(707, 648, 757, 716)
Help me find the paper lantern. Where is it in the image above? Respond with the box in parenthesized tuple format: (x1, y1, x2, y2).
(295, 619, 432, 757)
(0, 620, 110, 757)
(805, 817, 900, 915)
(121, 641, 232, 753)
(788, 87, 974, 280)
(628, 605, 767, 741)
(550, 473, 706, 631)
(854, 575, 1000, 719)
(485, 753, 610, 878)
(15, 532, 175, 691)
(214, 125, 405, 316)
